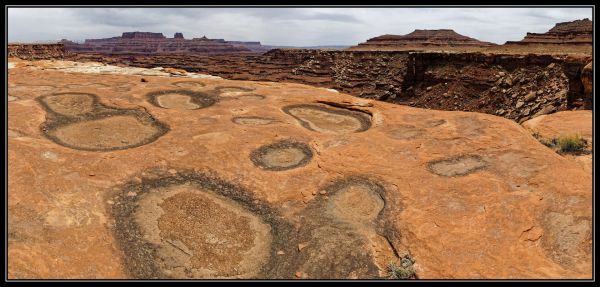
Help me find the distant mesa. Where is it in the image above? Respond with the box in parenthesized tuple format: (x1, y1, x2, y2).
(505, 18, 592, 45)
(60, 31, 271, 54)
(350, 29, 497, 49)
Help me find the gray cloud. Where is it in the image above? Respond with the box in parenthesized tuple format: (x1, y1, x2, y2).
(7, 7, 592, 45)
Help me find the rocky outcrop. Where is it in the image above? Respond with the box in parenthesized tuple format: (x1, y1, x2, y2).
(10, 41, 591, 122)
(63, 49, 591, 122)
(8, 44, 70, 60)
(506, 18, 592, 45)
(522, 110, 592, 173)
(7, 58, 593, 279)
(351, 29, 497, 49)
(581, 62, 592, 109)
(60, 32, 270, 54)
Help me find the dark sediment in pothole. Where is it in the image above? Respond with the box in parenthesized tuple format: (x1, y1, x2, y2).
(39, 93, 97, 117)
(285, 177, 404, 279)
(108, 169, 297, 279)
(427, 154, 487, 177)
(250, 140, 313, 171)
(146, 89, 217, 110)
(37, 93, 168, 151)
(232, 116, 278, 126)
(282, 104, 372, 134)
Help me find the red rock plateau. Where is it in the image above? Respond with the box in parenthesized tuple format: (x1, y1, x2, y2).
(60, 31, 271, 54)
(7, 58, 593, 279)
(506, 18, 592, 46)
(350, 29, 497, 49)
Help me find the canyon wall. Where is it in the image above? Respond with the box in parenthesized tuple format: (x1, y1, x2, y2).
(506, 18, 592, 45)
(8, 43, 70, 60)
(9, 45, 591, 121)
(60, 32, 269, 54)
(64, 49, 590, 121)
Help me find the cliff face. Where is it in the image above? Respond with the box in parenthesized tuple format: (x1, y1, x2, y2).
(506, 18, 592, 45)
(8, 44, 70, 60)
(62, 49, 590, 122)
(351, 29, 497, 49)
(60, 32, 269, 54)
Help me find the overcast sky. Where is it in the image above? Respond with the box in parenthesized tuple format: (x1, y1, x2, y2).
(7, 7, 593, 46)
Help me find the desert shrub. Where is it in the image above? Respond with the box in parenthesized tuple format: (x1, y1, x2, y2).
(532, 131, 588, 154)
(387, 255, 416, 279)
(556, 134, 587, 153)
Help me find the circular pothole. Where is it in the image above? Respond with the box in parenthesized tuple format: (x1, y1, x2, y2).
(283, 104, 371, 134)
(136, 184, 271, 278)
(237, 94, 265, 101)
(426, 119, 447, 127)
(250, 140, 313, 171)
(45, 114, 167, 151)
(327, 180, 384, 226)
(386, 125, 424, 140)
(39, 93, 96, 117)
(65, 83, 109, 89)
(38, 93, 169, 151)
(146, 90, 216, 110)
(217, 86, 254, 94)
(110, 171, 297, 279)
(172, 81, 206, 89)
(427, 155, 487, 177)
(232, 117, 277, 126)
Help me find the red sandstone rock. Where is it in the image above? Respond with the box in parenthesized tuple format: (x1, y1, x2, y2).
(351, 29, 497, 49)
(8, 44, 70, 60)
(61, 31, 269, 54)
(506, 19, 592, 45)
(7, 58, 593, 279)
(581, 62, 592, 109)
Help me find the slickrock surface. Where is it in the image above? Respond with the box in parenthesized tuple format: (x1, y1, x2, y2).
(351, 29, 496, 49)
(522, 110, 593, 173)
(8, 58, 592, 279)
(506, 19, 592, 46)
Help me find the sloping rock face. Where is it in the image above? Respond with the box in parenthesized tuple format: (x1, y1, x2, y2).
(60, 32, 260, 54)
(8, 44, 70, 60)
(8, 58, 592, 279)
(522, 110, 592, 173)
(352, 29, 497, 49)
(506, 19, 592, 45)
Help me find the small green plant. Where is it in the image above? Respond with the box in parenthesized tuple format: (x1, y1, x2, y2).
(387, 255, 416, 279)
(556, 134, 588, 153)
(532, 131, 588, 154)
